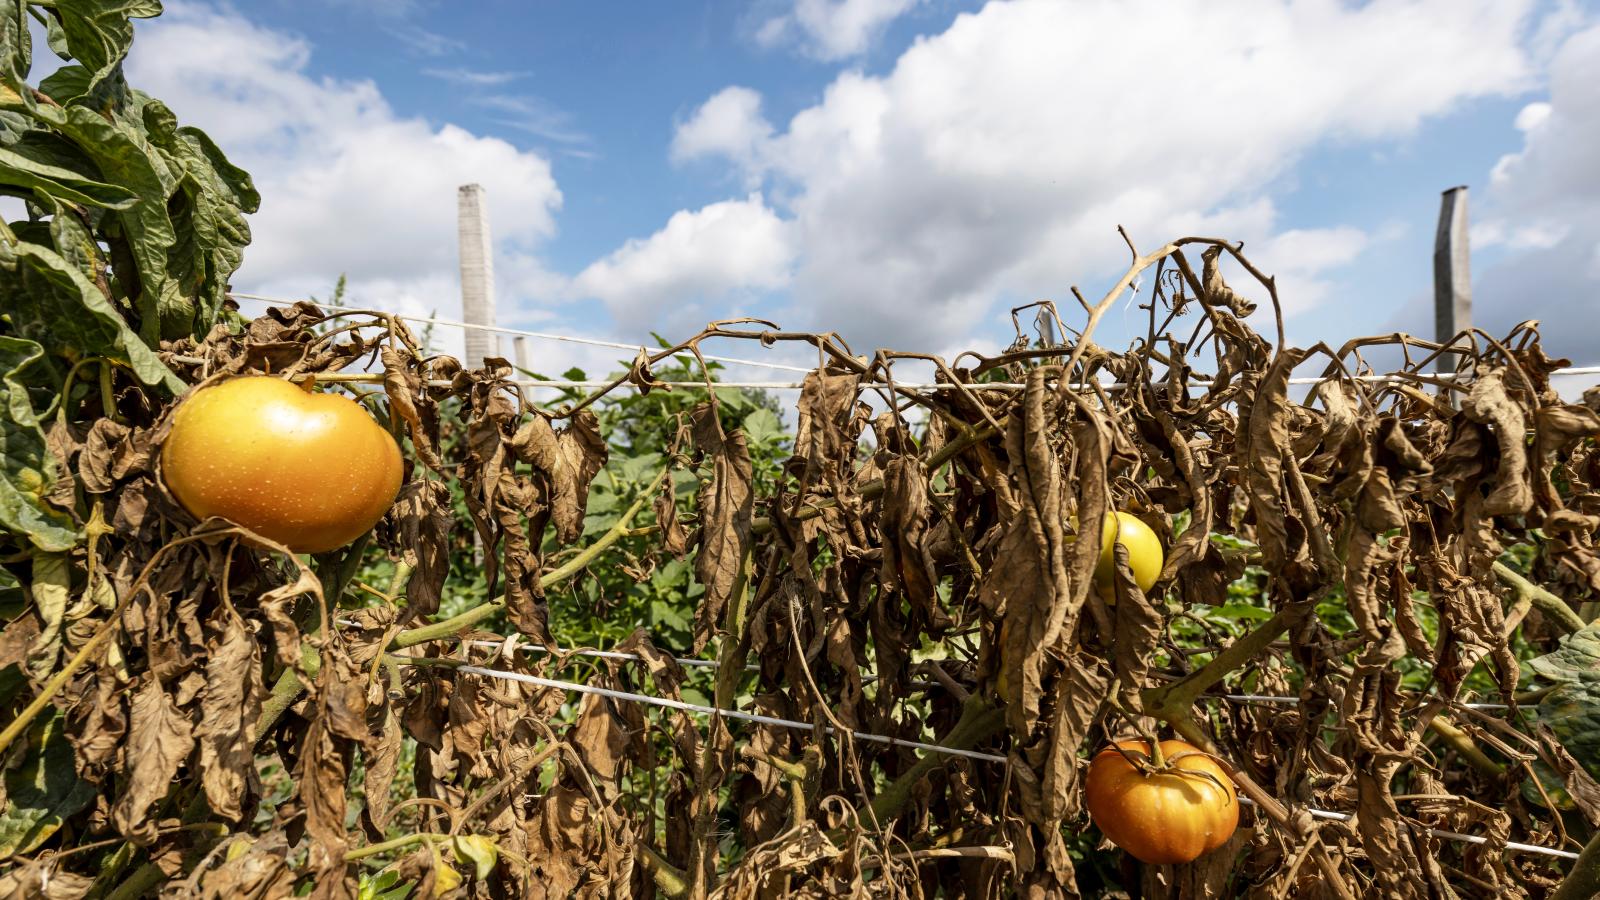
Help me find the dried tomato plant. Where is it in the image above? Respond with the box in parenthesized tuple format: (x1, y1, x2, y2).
(4, 227, 1600, 900)
(8, 6, 1600, 899)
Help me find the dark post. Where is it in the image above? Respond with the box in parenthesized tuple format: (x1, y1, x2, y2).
(1433, 186, 1471, 373)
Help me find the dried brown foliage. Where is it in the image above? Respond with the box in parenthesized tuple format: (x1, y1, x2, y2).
(3, 236, 1600, 900)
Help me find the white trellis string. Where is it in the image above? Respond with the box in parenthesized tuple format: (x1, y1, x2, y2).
(334, 623, 932, 686)
(228, 292, 813, 374)
(423, 660, 1008, 764)
(1219, 694, 1510, 711)
(227, 291, 1600, 392)
(1234, 798, 1578, 860)
(406, 657, 1578, 861)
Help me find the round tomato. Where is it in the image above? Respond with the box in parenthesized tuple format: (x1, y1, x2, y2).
(161, 376, 403, 553)
(1093, 511, 1163, 596)
(1069, 511, 1164, 599)
(1085, 739, 1239, 865)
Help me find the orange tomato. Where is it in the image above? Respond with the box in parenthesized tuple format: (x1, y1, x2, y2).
(1085, 739, 1239, 865)
(161, 376, 403, 553)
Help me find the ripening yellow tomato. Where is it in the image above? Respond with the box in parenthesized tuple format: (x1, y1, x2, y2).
(160, 376, 403, 554)
(1068, 511, 1164, 599)
(1085, 739, 1239, 865)
(1093, 511, 1163, 596)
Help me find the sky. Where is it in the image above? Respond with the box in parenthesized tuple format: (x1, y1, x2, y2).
(68, 0, 1600, 384)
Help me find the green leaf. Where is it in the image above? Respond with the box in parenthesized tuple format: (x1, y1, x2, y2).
(51, 0, 163, 92)
(742, 408, 784, 446)
(0, 335, 77, 551)
(23, 99, 180, 340)
(1529, 621, 1600, 686)
(37, 64, 92, 103)
(0, 711, 97, 859)
(0, 1, 32, 84)
(0, 136, 140, 208)
(1, 238, 184, 392)
(1530, 622, 1600, 779)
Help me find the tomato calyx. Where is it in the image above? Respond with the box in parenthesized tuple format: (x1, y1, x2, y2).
(1106, 741, 1236, 801)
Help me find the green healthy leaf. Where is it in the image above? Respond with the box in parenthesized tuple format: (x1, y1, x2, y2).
(1529, 621, 1600, 686)
(0, 335, 77, 551)
(1531, 622, 1600, 778)
(1536, 683, 1600, 780)
(24, 98, 180, 340)
(52, 0, 163, 92)
(0, 136, 140, 208)
(0, 0, 31, 85)
(1, 239, 183, 392)
(142, 100, 255, 329)
(0, 712, 97, 859)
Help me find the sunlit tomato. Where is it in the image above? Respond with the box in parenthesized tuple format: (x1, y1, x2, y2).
(1093, 511, 1163, 596)
(1085, 739, 1239, 865)
(1068, 511, 1164, 599)
(161, 376, 403, 553)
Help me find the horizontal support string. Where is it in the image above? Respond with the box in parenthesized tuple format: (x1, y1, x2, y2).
(1237, 798, 1578, 860)
(226, 291, 1600, 391)
(229, 292, 812, 374)
(408, 656, 1576, 861)
(431, 660, 1008, 764)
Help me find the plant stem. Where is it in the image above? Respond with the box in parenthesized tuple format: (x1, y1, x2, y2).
(1554, 827, 1600, 900)
(1493, 561, 1585, 633)
(1427, 717, 1505, 778)
(390, 463, 670, 650)
(344, 832, 452, 863)
(639, 844, 691, 898)
(1141, 603, 1306, 720)
(866, 696, 1006, 825)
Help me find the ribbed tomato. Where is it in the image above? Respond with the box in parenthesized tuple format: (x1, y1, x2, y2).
(160, 376, 403, 553)
(1085, 739, 1239, 865)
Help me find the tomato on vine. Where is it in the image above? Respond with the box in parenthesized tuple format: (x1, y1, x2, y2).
(161, 375, 403, 553)
(1085, 739, 1239, 865)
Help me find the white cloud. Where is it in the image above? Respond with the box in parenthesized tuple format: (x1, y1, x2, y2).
(424, 67, 528, 87)
(1469, 20, 1600, 363)
(572, 195, 795, 330)
(755, 0, 920, 61)
(671, 87, 773, 182)
(666, 0, 1535, 350)
(127, 3, 568, 360)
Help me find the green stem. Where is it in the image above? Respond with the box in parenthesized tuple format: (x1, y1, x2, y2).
(1493, 561, 1585, 634)
(639, 844, 691, 899)
(866, 697, 1005, 825)
(104, 864, 165, 900)
(1553, 827, 1600, 900)
(391, 463, 670, 650)
(1427, 717, 1505, 778)
(1142, 604, 1304, 720)
(345, 832, 451, 863)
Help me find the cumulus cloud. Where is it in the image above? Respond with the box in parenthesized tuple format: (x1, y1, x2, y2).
(658, 0, 1535, 350)
(572, 195, 795, 331)
(127, 3, 567, 360)
(756, 0, 920, 60)
(672, 87, 773, 182)
(1466, 20, 1600, 364)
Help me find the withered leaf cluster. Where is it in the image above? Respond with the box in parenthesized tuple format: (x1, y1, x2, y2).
(3, 241, 1600, 900)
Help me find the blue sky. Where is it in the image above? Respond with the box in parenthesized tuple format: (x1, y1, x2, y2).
(108, 0, 1600, 383)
